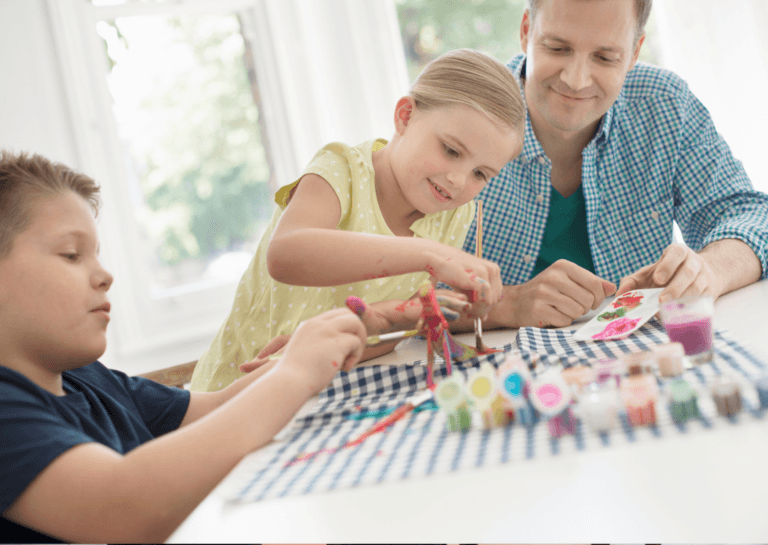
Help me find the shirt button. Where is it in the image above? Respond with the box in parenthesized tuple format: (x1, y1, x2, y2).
(538, 156, 546, 165)
(535, 194, 544, 204)
(651, 210, 660, 220)
(523, 255, 533, 263)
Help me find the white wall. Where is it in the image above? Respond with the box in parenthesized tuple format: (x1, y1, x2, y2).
(0, 0, 77, 165)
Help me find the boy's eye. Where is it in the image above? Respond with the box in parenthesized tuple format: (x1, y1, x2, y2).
(442, 143, 459, 158)
(61, 253, 80, 262)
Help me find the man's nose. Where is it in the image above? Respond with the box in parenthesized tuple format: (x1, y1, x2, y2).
(560, 55, 591, 92)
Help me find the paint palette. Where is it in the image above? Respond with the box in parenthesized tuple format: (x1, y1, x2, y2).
(574, 289, 663, 341)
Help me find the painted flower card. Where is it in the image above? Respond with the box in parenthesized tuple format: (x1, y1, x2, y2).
(573, 288, 663, 342)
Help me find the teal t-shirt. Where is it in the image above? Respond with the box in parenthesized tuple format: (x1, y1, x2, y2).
(531, 185, 595, 277)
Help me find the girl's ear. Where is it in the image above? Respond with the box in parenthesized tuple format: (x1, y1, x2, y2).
(394, 96, 416, 134)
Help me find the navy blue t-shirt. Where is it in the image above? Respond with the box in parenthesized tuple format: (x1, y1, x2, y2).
(0, 361, 190, 543)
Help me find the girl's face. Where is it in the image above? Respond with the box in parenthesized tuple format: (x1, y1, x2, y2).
(0, 191, 113, 375)
(390, 99, 522, 215)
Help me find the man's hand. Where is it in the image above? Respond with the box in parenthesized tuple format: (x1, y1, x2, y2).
(486, 260, 616, 328)
(617, 243, 723, 303)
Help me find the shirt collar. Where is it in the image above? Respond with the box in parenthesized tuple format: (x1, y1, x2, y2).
(512, 54, 619, 162)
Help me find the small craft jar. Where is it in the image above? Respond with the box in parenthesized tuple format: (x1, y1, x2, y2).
(576, 381, 620, 433)
(433, 373, 472, 432)
(561, 364, 596, 394)
(667, 378, 700, 423)
(651, 342, 686, 377)
(547, 406, 577, 438)
(621, 364, 659, 426)
(466, 363, 509, 429)
(711, 375, 742, 417)
(594, 358, 625, 388)
(756, 374, 768, 409)
(497, 356, 537, 427)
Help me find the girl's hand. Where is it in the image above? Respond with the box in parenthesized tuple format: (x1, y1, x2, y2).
(276, 309, 367, 393)
(423, 242, 502, 319)
(239, 335, 290, 373)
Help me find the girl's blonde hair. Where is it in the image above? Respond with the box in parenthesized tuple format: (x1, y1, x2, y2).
(410, 49, 525, 139)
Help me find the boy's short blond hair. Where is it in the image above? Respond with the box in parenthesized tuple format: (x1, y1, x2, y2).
(0, 150, 101, 258)
(409, 49, 525, 140)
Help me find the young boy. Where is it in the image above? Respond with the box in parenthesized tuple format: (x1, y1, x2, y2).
(0, 150, 369, 542)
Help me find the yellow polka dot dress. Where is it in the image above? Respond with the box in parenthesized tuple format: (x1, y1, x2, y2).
(190, 139, 476, 391)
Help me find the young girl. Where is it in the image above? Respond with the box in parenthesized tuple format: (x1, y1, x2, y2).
(191, 49, 525, 392)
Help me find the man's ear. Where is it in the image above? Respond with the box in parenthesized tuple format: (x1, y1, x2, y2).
(628, 31, 646, 71)
(394, 96, 415, 134)
(520, 9, 532, 52)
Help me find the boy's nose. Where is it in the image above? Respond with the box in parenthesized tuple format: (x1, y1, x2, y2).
(93, 265, 114, 291)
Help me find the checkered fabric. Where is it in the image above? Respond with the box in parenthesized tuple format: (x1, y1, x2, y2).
(463, 54, 768, 286)
(222, 326, 766, 503)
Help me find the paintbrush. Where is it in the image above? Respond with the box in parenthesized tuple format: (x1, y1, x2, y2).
(366, 329, 419, 346)
(475, 199, 484, 351)
(345, 389, 433, 448)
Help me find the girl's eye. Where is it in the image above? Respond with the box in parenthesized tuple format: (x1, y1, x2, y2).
(474, 169, 488, 182)
(442, 143, 459, 158)
(61, 253, 80, 262)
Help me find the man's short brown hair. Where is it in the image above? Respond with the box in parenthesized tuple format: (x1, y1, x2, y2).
(526, 0, 652, 44)
(0, 150, 101, 258)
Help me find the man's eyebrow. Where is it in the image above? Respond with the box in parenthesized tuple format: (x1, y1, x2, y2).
(541, 35, 625, 54)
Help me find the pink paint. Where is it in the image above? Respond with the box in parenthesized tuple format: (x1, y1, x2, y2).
(345, 296, 366, 317)
(425, 265, 437, 276)
(332, 360, 339, 368)
(663, 316, 713, 356)
(534, 384, 563, 408)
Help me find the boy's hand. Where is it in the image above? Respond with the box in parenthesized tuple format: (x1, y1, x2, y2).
(423, 242, 502, 319)
(275, 308, 366, 394)
(346, 290, 467, 334)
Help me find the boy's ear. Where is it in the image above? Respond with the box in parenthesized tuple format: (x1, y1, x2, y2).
(394, 96, 415, 134)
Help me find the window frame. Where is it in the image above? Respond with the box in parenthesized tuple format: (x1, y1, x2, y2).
(47, 0, 409, 371)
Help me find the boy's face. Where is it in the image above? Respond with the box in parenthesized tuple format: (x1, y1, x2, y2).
(0, 191, 113, 373)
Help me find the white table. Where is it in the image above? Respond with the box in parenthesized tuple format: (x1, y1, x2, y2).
(169, 280, 768, 543)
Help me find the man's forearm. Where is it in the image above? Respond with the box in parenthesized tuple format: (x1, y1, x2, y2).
(700, 238, 762, 297)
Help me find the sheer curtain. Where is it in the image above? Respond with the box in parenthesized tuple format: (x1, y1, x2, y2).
(654, 0, 768, 193)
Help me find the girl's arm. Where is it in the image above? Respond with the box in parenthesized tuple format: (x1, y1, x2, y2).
(4, 310, 365, 544)
(267, 174, 502, 308)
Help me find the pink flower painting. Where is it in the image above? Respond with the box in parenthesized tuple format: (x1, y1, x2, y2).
(592, 317, 641, 340)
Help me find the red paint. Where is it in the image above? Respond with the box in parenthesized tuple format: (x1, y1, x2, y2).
(425, 265, 437, 276)
(394, 301, 409, 312)
(332, 360, 339, 367)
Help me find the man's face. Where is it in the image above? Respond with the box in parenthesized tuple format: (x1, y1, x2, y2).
(521, 0, 644, 139)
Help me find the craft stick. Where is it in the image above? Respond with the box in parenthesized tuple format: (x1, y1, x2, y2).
(475, 199, 484, 351)
(366, 329, 419, 346)
(345, 389, 433, 448)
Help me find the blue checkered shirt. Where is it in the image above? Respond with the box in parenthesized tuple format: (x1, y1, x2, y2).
(464, 54, 768, 285)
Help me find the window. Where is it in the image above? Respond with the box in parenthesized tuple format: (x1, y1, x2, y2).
(49, 0, 408, 371)
(97, 12, 274, 291)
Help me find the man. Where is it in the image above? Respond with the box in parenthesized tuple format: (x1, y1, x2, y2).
(465, 0, 768, 329)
